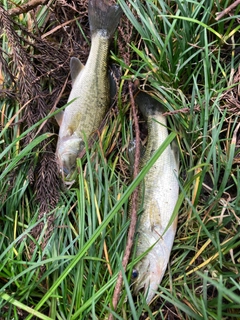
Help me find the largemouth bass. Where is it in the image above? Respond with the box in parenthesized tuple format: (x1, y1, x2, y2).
(56, 0, 122, 177)
(132, 92, 179, 303)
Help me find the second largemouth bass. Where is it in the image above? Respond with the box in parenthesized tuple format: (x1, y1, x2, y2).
(132, 92, 179, 303)
(56, 0, 122, 178)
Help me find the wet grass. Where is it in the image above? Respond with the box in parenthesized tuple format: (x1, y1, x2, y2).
(1, 0, 240, 319)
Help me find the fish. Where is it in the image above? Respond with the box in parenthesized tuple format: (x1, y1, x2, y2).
(132, 92, 179, 303)
(56, 0, 122, 178)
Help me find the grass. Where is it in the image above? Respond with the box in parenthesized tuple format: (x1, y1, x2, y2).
(1, 0, 240, 319)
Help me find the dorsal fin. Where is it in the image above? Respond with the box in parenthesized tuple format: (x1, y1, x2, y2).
(70, 57, 84, 85)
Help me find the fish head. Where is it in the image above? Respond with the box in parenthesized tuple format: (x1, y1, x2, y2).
(56, 135, 84, 179)
(132, 256, 160, 303)
(132, 242, 168, 303)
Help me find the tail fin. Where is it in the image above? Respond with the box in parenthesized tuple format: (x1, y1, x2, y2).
(135, 91, 165, 118)
(88, 0, 122, 38)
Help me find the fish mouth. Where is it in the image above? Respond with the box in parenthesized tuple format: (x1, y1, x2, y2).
(59, 165, 77, 182)
(132, 271, 157, 303)
(61, 165, 71, 176)
(57, 150, 79, 179)
(132, 262, 151, 295)
(132, 254, 162, 303)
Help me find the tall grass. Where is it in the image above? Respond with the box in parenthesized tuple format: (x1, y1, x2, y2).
(1, 0, 240, 319)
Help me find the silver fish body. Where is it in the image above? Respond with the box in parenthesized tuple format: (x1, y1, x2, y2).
(56, 0, 122, 177)
(133, 92, 179, 303)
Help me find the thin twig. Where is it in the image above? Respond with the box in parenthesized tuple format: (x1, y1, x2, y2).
(41, 18, 78, 39)
(8, 0, 49, 16)
(162, 106, 200, 116)
(216, 0, 240, 20)
(108, 82, 141, 320)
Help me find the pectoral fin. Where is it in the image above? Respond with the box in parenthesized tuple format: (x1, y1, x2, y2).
(70, 57, 84, 85)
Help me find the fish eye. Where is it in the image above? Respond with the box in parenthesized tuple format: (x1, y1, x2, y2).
(132, 269, 139, 279)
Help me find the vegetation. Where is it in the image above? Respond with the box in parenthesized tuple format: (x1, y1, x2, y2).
(0, 0, 240, 319)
